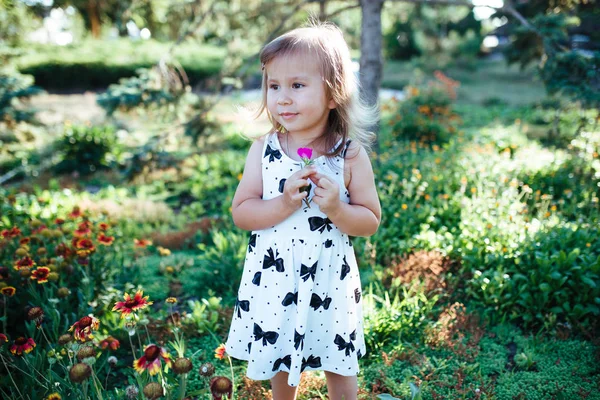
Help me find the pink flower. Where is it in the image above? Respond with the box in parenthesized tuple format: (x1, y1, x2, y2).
(297, 147, 313, 161)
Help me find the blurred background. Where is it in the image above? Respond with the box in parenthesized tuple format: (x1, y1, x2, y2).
(0, 0, 599, 399)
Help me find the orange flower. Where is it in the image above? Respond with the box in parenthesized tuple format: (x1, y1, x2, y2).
(97, 233, 115, 246)
(69, 316, 100, 342)
(99, 336, 120, 351)
(134, 239, 152, 248)
(134, 344, 172, 375)
(14, 256, 35, 270)
(1, 287, 16, 297)
(112, 290, 153, 318)
(214, 344, 227, 360)
(31, 267, 51, 284)
(10, 337, 36, 356)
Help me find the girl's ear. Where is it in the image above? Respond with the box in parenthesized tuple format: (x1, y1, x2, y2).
(328, 98, 337, 109)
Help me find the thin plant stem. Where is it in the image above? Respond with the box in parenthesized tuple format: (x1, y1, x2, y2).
(228, 355, 236, 400)
(91, 367, 104, 400)
(136, 332, 145, 357)
(0, 353, 26, 400)
(23, 356, 50, 385)
(2, 297, 6, 334)
(128, 334, 137, 359)
(144, 324, 152, 344)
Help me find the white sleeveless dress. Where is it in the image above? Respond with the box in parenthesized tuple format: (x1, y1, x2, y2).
(224, 131, 366, 387)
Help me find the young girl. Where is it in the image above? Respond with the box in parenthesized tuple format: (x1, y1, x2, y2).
(224, 21, 381, 400)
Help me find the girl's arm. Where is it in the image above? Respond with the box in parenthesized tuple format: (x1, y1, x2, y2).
(312, 143, 381, 237)
(231, 136, 315, 231)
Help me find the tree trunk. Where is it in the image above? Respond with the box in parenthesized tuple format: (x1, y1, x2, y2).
(88, 0, 101, 38)
(359, 0, 384, 148)
(319, 0, 327, 21)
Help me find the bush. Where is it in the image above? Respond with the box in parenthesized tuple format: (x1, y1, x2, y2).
(389, 72, 461, 144)
(16, 39, 225, 90)
(53, 124, 122, 175)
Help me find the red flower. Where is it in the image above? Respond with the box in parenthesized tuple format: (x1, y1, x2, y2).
(98, 223, 109, 231)
(55, 243, 73, 258)
(1, 286, 16, 297)
(97, 233, 115, 246)
(75, 238, 96, 253)
(112, 290, 153, 318)
(0, 333, 7, 343)
(55, 218, 65, 225)
(1, 226, 21, 239)
(69, 207, 82, 218)
(14, 256, 35, 270)
(134, 344, 172, 375)
(134, 238, 152, 248)
(99, 336, 120, 351)
(69, 316, 100, 342)
(10, 337, 36, 356)
(31, 267, 51, 284)
(32, 225, 48, 235)
(19, 237, 30, 245)
(214, 343, 227, 360)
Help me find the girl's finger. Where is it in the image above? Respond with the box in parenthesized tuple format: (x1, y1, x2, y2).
(313, 173, 332, 188)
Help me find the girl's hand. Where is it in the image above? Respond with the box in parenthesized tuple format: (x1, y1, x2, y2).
(282, 166, 317, 211)
(311, 173, 341, 217)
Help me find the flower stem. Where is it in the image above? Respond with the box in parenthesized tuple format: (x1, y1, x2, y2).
(177, 374, 187, 400)
(2, 298, 6, 334)
(91, 367, 104, 400)
(0, 353, 25, 400)
(228, 355, 236, 399)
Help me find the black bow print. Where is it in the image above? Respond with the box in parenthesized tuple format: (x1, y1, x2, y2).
(310, 293, 332, 311)
(341, 140, 352, 158)
(334, 330, 356, 356)
(301, 355, 322, 372)
(263, 248, 285, 272)
(234, 297, 250, 318)
(272, 354, 292, 371)
(294, 329, 305, 351)
(308, 217, 333, 233)
(354, 288, 361, 303)
(278, 179, 287, 193)
(248, 233, 256, 253)
(247, 342, 252, 353)
(282, 291, 298, 306)
(264, 144, 282, 162)
(253, 323, 279, 346)
(324, 239, 333, 248)
(357, 349, 363, 360)
(252, 271, 261, 286)
(340, 255, 350, 280)
(300, 261, 317, 282)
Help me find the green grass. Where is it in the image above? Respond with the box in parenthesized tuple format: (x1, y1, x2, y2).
(382, 57, 547, 106)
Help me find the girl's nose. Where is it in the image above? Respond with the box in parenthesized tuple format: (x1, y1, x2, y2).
(277, 93, 292, 105)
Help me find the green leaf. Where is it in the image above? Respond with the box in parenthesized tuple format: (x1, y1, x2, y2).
(581, 276, 597, 288)
(378, 395, 402, 400)
(550, 271, 562, 280)
(539, 283, 551, 292)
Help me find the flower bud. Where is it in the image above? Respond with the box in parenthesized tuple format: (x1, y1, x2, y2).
(199, 362, 215, 377)
(172, 357, 193, 374)
(77, 345, 96, 361)
(143, 382, 163, 399)
(58, 334, 72, 345)
(48, 272, 59, 282)
(125, 385, 139, 400)
(19, 268, 31, 278)
(69, 363, 92, 383)
(57, 287, 70, 298)
(15, 248, 28, 257)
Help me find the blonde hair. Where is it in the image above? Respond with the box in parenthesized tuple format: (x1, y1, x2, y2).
(256, 20, 378, 158)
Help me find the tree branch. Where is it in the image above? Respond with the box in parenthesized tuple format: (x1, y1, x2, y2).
(326, 3, 361, 19)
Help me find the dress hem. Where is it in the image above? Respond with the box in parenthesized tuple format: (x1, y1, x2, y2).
(225, 345, 364, 386)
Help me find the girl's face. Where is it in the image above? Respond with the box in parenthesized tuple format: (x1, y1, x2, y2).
(265, 53, 336, 138)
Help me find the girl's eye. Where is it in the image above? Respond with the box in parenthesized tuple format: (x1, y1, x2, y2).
(269, 84, 279, 90)
(292, 83, 304, 89)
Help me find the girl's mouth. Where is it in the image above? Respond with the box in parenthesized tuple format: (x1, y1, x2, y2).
(280, 112, 298, 120)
